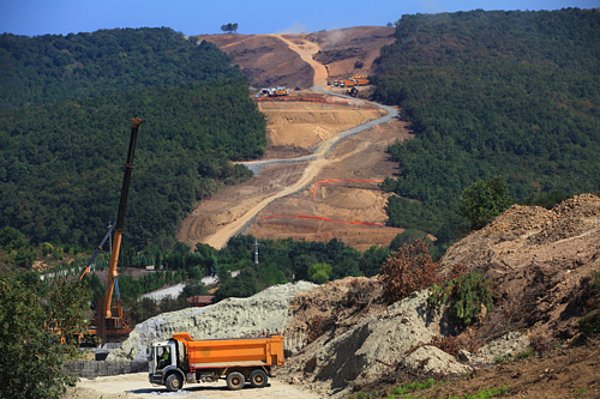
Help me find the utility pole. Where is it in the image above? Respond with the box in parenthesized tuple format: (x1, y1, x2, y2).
(254, 238, 259, 265)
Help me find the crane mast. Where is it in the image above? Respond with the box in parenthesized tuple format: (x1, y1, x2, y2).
(99, 117, 143, 341)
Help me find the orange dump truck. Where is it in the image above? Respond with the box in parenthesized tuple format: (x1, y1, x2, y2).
(148, 332, 284, 391)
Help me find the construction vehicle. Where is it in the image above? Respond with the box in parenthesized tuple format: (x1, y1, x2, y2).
(333, 76, 370, 88)
(148, 332, 284, 391)
(352, 75, 370, 85)
(337, 79, 357, 88)
(79, 117, 143, 344)
(255, 86, 290, 98)
(271, 86, 290, 97)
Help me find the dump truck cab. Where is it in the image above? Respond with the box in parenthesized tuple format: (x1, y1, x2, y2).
(148, 333, 284, 392)
(148, 339, 185, 389)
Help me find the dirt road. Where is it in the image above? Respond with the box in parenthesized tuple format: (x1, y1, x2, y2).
(270, 34, 328, 88)
(70, 372, 321, 399)
(203, 99, 397, 250)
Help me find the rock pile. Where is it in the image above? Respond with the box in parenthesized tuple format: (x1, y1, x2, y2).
(109, 281, 316, 362)
(280, 290, 471, 396)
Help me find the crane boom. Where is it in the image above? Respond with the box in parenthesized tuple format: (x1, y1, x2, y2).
(103, 117, 143, 319)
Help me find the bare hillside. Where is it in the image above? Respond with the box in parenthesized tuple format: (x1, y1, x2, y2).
(199, 34, 313, 88)
(308, 26, 395, 79)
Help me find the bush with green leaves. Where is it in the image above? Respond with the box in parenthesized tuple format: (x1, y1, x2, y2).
(308, 262, 333, 284)
(428, 271, 494, 330)
(458, 177, 514, 229)
(579, 271, 600, 336)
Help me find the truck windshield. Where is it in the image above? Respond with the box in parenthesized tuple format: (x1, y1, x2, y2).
(157, 346, 171, 370)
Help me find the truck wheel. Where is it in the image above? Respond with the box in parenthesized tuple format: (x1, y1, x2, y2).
(165, 373, 183, 392)
(249, 369, 268, 388)
(226, 371, 245, 390)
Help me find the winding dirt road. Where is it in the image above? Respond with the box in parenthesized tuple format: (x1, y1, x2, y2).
(269, 34, 328, 88)
(196, 35, 398, 250)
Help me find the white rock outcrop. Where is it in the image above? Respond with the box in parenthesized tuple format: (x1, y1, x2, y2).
(109, 281, 316, 361)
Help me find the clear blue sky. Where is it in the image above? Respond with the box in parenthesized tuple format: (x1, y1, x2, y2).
(1, 0, 598, 37)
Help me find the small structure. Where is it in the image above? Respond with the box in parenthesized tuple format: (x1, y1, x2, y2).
(187, 295, 215, 307)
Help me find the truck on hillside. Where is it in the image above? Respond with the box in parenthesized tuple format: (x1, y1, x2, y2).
(148, 332, 284, 391)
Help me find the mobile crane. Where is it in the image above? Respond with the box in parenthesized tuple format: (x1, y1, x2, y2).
(80, 117, 143, 344)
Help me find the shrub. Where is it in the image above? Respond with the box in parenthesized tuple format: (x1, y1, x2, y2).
(379, 240, 440, 303)
(458, 177, 513, 229)
(0, 276, 82, 399)
(578, 271, 600, 336)
(428, 271, 494, 329)
(308, 262, 333, 284)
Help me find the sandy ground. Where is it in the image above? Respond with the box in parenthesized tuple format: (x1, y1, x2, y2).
(258, 101, 385, 150)
(176, 163, 306, 249)
(247, 120, 411, 250)
(69, 372, 322, 399)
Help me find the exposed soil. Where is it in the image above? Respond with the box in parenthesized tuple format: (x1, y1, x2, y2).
(308, 26, 395, 79)
(441, 194, 600, 341)
(176, 163, 306, 249)
(199, 34, 313, 89)
(378, 342, 600, 399)
(258, 99, 385, 155)
(246, 120, 411, 250)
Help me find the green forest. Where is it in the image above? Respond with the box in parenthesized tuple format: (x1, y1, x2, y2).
(373, 9, 600, 242)
(0, 28, 266, 249)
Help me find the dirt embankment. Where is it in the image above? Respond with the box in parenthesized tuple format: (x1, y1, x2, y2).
(259, 100, 385, 156)
(441, 193, 600, 339)
(277, 195, 600, 397)
(269, 34, 328, 88)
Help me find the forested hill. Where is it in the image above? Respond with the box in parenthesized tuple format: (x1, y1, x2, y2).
(374, 9, 600, 241)
(0, 28, 266, 249)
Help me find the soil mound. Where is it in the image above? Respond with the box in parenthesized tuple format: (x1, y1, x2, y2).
(279, 195, 600, 396)
(528, 193, 600, 245)
(442, 194, 600, 340)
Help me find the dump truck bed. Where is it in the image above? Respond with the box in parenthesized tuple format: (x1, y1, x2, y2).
(173, 333, 284, 368)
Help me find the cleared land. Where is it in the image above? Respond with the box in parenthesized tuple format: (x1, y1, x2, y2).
(178, 28, 407, 250)
(199, 34, 313, 88)
(259, 99, 385, 156)
(247, 119, 411, 250)
(309, 26, 395, 79)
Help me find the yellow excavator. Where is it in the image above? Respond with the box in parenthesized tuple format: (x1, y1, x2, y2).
(79, 117, 143, 344)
